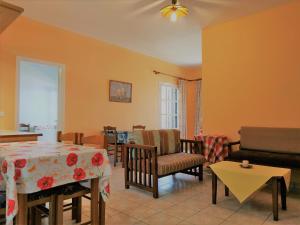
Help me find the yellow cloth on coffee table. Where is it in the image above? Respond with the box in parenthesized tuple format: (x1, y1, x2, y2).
(210, 161, 291, 203)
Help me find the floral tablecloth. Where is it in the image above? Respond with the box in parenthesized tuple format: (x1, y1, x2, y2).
(195, 135, 229, 163)
(0, 141, 111, 225)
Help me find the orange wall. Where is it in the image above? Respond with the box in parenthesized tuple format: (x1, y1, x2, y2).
(202, 0, 300, 140)
(0, 16, 198, 134)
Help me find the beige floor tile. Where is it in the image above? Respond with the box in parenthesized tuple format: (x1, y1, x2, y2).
(186, 212, 224, 225)
(106, 212, 139, 225)
(199, 205, 235, 220)
(141, 212, 183, 225)
(164, 204, 200, 220)
(122, 204, 160, 220)
(56, 163, 300, 225)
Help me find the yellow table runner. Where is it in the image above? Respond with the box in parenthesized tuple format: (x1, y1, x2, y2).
(210, 161, 291, 203)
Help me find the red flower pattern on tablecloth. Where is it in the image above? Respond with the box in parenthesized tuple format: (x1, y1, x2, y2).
(91, 153, 104, 166)
(14, 169, 22, 181)
(105, 184, 110, 194)
(0, 142, 111, 225)
(1, 160, 7, 174)
(37, 176, 54, 190)
(73, 168, 86, 181)
(66, 153, 78, 166)
(14, 159, 27, 168)
(7, 199, 15, 216)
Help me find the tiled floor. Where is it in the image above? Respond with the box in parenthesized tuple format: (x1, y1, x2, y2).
(63, 164, 300, 225)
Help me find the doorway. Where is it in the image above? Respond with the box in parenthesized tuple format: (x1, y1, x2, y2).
(17, 58, 65, 142)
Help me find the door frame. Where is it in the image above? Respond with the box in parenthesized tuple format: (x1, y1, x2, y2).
(16, 56, 66, 132)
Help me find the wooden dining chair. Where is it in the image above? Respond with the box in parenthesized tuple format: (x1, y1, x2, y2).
(79, 134, 103, 148)
(57, 131, 84, 223)
(57, 131, 80, 144)
(0, 192, 5, 225)
(132, 125, 146, 131)
(19, 123, 30, 132)
(58, 134, 105, 225)
(103, 126, 121, 167)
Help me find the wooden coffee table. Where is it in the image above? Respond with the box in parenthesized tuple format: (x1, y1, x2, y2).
(210, 161, 291, 221)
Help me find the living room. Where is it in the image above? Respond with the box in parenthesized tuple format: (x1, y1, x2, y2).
(0, 0, 300, 225)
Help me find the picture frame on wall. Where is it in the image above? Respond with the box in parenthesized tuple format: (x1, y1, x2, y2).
(109, 80, 132, 103)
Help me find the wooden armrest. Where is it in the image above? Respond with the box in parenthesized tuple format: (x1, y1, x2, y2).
(223, 141, 240, 158)
(124, 144, 158, 176)
(180, 139, 204, 154)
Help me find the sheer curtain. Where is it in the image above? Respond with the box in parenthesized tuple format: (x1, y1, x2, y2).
(179, 80, 187, 138)
(194, 80, 202, 136)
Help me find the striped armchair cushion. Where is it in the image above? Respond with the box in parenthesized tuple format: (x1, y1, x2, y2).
(159, 129, 181, 155)
(129, 153, 205, 176)
(157, 153, 205, 175)
(132, 130, 161, 155)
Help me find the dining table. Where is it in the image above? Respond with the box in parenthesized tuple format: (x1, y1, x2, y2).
(0, 130, 42, 143)
(0, 141, 111, 225)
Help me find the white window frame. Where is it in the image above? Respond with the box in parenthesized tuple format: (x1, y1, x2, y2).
(159, 82, 179, 129)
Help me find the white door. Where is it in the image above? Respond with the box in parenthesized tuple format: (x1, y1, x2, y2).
(18, 59, 64, 142)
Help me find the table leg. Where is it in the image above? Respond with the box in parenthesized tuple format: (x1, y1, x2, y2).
(225, 185, 229, 197)
(16, 194, 28, 225)
(272, 177, 279, 221)
(72, 197, 82, 222)
(91, 178, 99, 225)
(280, 177, 287, 210)
(122, 145, 125, 168)
(212, 171, 217, 204)
(99, 193, 106, 225)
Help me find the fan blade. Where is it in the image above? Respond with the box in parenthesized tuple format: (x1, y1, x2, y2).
(129, 0, 166, 17)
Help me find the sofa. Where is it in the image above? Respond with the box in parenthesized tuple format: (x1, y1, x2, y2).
(124, 129, 205, 198)
(228, 126, 300, 168)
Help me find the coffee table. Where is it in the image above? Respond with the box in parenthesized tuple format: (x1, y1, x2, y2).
(210, 161, 291, 221)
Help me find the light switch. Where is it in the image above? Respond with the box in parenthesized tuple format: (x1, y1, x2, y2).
(0, 112, 5, 117)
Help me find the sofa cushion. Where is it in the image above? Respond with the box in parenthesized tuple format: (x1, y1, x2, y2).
(157, 153, 205, 175)
(240, 126, 300, 154)
(130, 153, 205, 176)
(230, 149, 300, 168)
(132, 130, 161, 155)
(159, 129, 181, 155)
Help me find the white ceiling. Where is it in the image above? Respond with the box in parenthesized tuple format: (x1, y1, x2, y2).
(6, 0, 293, 66)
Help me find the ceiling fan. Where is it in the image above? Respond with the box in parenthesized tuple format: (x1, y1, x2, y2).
(128, 0, 230, 23)
(160, 0, 188, 22)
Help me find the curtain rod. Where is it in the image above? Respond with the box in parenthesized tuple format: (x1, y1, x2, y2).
(153, 70, 202, 81)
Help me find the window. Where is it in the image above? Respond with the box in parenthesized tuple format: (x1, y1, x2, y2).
(160, 83, 179, 129)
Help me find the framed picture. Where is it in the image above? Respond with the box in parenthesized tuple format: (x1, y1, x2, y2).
(109, 80, 132, 103)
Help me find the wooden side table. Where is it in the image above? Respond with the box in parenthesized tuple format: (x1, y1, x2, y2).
(212, 171, 287, 221)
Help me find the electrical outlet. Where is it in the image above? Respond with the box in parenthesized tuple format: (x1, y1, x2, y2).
(0, 112, 5, 117)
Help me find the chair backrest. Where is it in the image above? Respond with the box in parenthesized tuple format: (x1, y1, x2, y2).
(19, 123, 30, 132)
(132, 125, 146, 131)
(132, 129, 180, 156)
(103, 126, 117, 145)
(79, 134, 103, 148)
(57, 131, 79, 144)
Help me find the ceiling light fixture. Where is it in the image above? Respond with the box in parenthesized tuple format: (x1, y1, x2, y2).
(160, 0, 188, 22)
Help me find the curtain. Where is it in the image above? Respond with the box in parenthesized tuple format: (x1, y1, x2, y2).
(179, 80, 187, 138)
(194, 80, 202, 136)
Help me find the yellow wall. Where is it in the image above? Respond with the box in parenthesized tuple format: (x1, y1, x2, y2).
(202, 0, 300, 140)
(0, 16, 198, 134)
